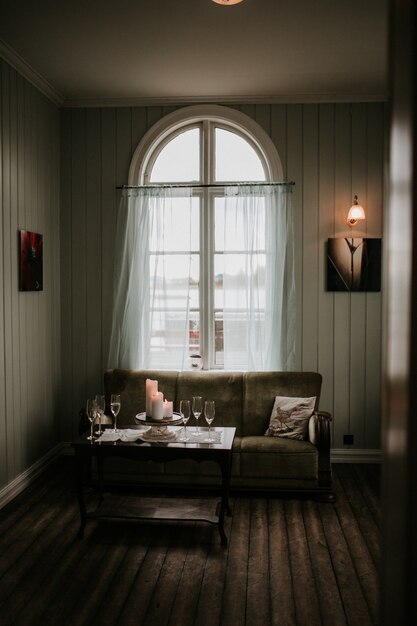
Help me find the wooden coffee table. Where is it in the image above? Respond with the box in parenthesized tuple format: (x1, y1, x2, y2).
(72, 425, 236, 546)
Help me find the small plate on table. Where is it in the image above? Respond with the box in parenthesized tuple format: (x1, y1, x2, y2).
(96, 427, 150, 443)
(135, 412, 184, 426)
(139, 428, 177, 442)
(119, 428, 150, 442)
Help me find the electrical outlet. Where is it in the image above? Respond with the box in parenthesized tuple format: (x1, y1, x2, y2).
(343, 434, 354, 445)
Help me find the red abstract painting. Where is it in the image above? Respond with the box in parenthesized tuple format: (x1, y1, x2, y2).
(19, 230, 43, 291)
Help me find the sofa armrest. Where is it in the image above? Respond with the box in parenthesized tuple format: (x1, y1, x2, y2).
(308, 410, 333, 494)
(308, 410, 332, 448)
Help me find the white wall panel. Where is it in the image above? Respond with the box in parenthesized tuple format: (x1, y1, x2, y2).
(0, 59, 61, 489)
(85, 109, 102, 398)
(60, 108, 73, 440)
(301, 104, 320, 372)
(100, 109, 117, 382)
(60, 101, 386, 449)
(286, 104, 304, 372)
(317, 104, 336, 428)
(332, 104, 354, 448)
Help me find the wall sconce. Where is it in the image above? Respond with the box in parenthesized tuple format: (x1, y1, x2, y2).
(347, 195, 366, 226)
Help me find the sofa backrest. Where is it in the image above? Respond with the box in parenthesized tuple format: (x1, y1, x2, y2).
(242, 371, 322, 436)
(176, 371, 244, 434)
(104, 368, 245, 431)
(104, 369, 322, 435)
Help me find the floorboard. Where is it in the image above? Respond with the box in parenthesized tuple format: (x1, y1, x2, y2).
(303, 499, 347, 626)
(268, 498, 297, 626)
(286, 499, 322, 626)
(0, 458, 381, 626)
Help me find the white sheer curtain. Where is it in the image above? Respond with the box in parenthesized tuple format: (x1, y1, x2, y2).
(108, 187, 193, 370)
(222, 184, 295, 371)
(108, 184, 295, 372)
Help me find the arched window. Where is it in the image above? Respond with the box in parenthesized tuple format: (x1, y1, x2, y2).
(128, 105, 283, 185)
(109, 106, 294, 371)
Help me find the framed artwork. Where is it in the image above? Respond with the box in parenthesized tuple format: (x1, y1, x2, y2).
(19, 230, 43, 291)
(327, 237, 381, 292)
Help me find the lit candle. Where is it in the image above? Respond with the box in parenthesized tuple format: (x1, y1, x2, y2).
(163, 400, 173, 418)
(146, 379, 158, 416)
(151, 391, 164, 420)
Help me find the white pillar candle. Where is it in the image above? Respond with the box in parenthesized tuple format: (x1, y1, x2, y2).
(146, 379, 158, 416)
(163, 400, 173, 418)
(151, 392, 164, 420)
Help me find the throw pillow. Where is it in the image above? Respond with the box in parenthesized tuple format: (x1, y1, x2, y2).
(265, 396, 316, 440)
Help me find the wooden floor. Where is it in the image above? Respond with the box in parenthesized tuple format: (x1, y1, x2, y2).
(0, 458, 380, 626)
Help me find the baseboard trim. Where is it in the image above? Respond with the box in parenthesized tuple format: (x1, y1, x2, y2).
(331, 448, 382, 463)
(0, 442, 67, 509)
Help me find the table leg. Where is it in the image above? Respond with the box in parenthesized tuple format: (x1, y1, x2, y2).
(75, 451, 87, 539)
(218, 452, 233, 547)
(97, 453, 105, 504)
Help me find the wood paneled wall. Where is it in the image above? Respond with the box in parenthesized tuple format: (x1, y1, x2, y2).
(0, 60, 61, 490)
(60, 102, 386, 450)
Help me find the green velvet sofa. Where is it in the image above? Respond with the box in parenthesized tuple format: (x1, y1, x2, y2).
(102, 368, 333, 499)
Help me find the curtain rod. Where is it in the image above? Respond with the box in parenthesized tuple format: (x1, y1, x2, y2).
(116, 182, 294, 190)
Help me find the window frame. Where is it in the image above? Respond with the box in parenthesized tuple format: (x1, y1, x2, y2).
(145, 124, 202, 184)
(129, 105, 283, 185)
(128, 105, 283, 370)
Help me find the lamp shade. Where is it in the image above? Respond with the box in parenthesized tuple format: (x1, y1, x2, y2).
(347, 196, 366, 226)
(212, 0, 243, 4)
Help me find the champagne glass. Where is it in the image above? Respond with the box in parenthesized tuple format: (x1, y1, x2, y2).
(204, 400, 215, 443)
(95, 394, 105, 436)
(192, 396, 202, 436)
(110, 394, 121, 433)
(179, 400, 191, 442)
(86, 398, 97, 441)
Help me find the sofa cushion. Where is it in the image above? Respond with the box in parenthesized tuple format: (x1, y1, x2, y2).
(240, 436, 318, 480)
(242, 371, 322, 436)
(265, 396, 316, 440)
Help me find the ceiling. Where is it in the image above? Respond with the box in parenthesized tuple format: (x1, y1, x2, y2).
(0, 0, 388, 106)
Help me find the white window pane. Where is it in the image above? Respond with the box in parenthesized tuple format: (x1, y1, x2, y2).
(189, 316, 200, 353)
(150, 128, 200, 182)
(214, 197, 266, 252)
(150, 197, 200, 252)
(214, 312, 224, 367)
(215, 128, 265, 182)
(223, 311, 265, 370)
(214, 255, 224, 309)
(150, 311, 200, 369)
(150, 254, 200, 310)
(215, 253, 266, 310)
(223, 253, 266, 309)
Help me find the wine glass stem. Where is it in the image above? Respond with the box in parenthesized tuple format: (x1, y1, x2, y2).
(90, 421, 94, 441)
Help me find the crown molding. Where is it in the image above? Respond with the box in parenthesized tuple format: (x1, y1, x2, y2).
(0, 38, 387, 109)
(0, 39, 65, 106)
(63, 92, 388, 109)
